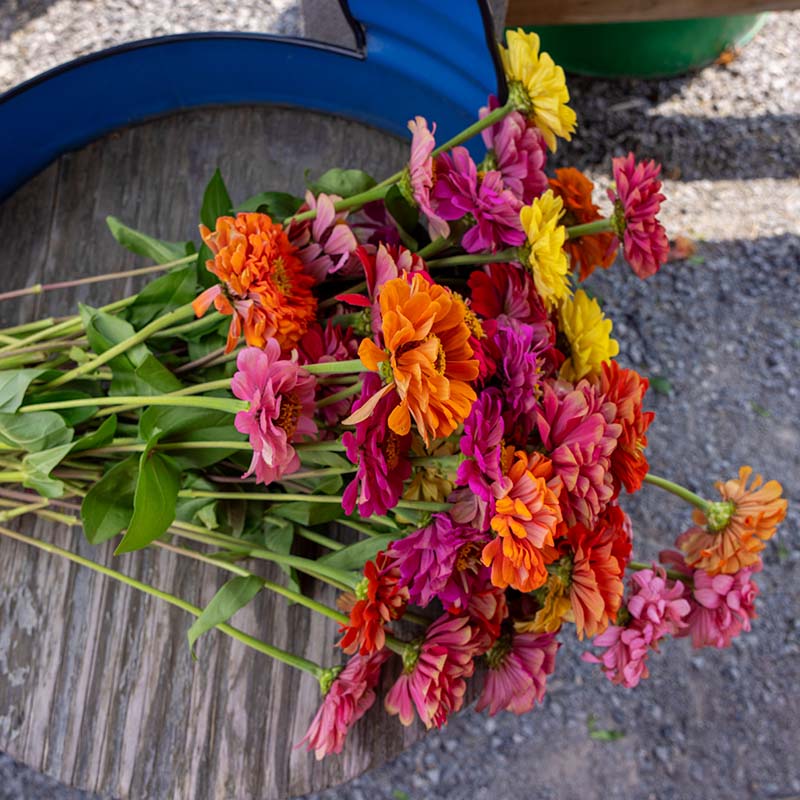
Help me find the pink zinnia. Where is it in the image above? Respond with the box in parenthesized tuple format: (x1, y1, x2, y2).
(448, 485, 492, 532)
(385, 613, 479, 729)
(456, 388, 505, 502)
(627, 566, 691, 640)
(582, 622, 655, 688)
(433, 146, 525, 253)
(231, 341, 317, 485)
(481, 94, 548, 204)
(608, 153, 669, 279)
(407, 116, 450, 240)
(477, 631, 559, 715)
(289, 191, 359, 282)
(536, 379, 622, 527)
(342, 373, 412, 518)
(297, 650, 390, 759)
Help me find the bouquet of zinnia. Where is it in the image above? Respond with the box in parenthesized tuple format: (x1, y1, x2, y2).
(0, 29, 787, 759)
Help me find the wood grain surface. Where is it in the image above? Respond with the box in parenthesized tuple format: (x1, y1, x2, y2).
(0, 106, 425, 799)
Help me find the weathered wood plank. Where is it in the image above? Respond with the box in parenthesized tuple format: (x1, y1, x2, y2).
(505, 0, 798, 25)
(0, 106, 426, 799)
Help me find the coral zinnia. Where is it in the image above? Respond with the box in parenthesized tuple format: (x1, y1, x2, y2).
(608, 153, 669, 279)
(677, 466, 787, 575)
(193, 212, 316, 352)
(597, 361, 655, 495)
(482, 449, 563, 593)
(354, 274, 479, 445)
(385, 613, 479, 729)
(406, 116, 450, 240)
(500, 29, 576, 152)
(549, 167, 618, 280)
(231, 342, 317, 485)
(557, 289, 619, 382)
(339, 552, 409, 656)
(298, 650, 390, 760)
(468, 261, 550, 328)
(519, 190, 571, 311)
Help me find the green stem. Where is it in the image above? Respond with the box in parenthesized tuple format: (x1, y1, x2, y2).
(20, 394, 246, 415)
(81, 440, 251, 457)
(150, 311, 222, 339)
(43, 302, 196, 389)
(426, 248, 518, 268)
(304, 358, 364, 376)
(285, 467, 356, 480)
(95, 378, 235, 417)
(286, 183, 391, 226)
(628, 560, 692, 585)
(316, 381, 363, 408)
(643, 473, 709, 511)
(0, 317, 57, 337)
(0, 524, 323, 678)
(432, 102, 513, 156)
(417, 237, 451, 260)
(566, 219, 614, 239)
(291, 525, 345, 552)
(296, 441, 346, 452)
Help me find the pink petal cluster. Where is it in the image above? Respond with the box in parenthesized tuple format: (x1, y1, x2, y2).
(407, 116, 450, 239)
(433, 146, 525, 253)
(298, 650, 390, 759)
(477, 632, 559, 715)
(448, 485, 492, 532)
(231, 341, 317, 485)
(627, 566, 692, 639)
(481, 95, 548, 203)
(290, 191, 359, 282)
(342, 373, 412, 518)
(456, 387, 505, 502)
(609, 153, 669, 279)
(385, 613, 479, 729)
(536, 379, 622, 527)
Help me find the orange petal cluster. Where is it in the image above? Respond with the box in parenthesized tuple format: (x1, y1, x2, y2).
(358, 274, 479, 445)
(549, 167, 618, 280)
(194, 212, 316, 352)
(678, 466, 787, 575)
(482, 450, 563, 593)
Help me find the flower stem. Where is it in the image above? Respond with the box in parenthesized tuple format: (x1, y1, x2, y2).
(296, 441, 346, 452)
(642, 473, 709, 511)
(94, 378, 235, 417)
(0, 254, 196, 304)
(316, 381, 363, 408)
(417, 237, 451, 260)
(286, 183, 391, 226)
(432, 101, 513, 156)
(566, 219, 615, 240)
(0, 524, 323, 678)
(304, 358, 364, 376)
(426, 248, 518, 268)
(291, 525, 344, 552)
(43, 302, 196, 389)
(20, 394, 246, 415)
(628, 560, 691, 585)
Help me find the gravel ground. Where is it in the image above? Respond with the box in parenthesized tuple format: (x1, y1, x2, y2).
(2, 6, 799, 800)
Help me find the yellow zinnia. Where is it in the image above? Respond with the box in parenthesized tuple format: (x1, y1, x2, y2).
(520, 190, 571, 311)
(500, 29, 577, 152)
(557, 289, 620, 381)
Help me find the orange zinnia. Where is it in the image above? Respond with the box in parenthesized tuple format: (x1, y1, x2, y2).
(355, 274, 479, 445)
(549, 167, 618, 280)
(193, 212, 316, 353)
(678, 466, 787, 575)
(482, 449, 563, 593)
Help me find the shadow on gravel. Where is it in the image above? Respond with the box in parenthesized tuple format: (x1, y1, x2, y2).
(0, 1, 60, 42)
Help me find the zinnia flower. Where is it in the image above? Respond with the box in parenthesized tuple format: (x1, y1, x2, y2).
(677, 466, 787, 575)
(353, 274, 479, 445)
(477, 631, 559, 715)
(342, 373, 412, 518)
(500, 29, 577, 152)
(557, 289, 619, 382)
(433, 146, 525, 252)
(468, 262, 550, 328)
(456, 388, 505, 502)
(481, 94, 548, 204)
(406, 116, 450, 239)
(339, 552, 409, 656)
(582, 623, 654, 688)
(549, 167, 618, 280)
(231, 342, 317, 485)
(298, 650, 390, 759)
(519, 190, 571, 311)
(385, 613, 479, 729)
(608, 153, 669, 279)
(536, 379, 622, 528)
(482, 449, 563, 593)
(597, 361, 655, 495)
(193, 212, 316, 352)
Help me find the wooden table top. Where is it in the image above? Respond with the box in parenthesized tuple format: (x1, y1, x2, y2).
(0, 106, 425, 800)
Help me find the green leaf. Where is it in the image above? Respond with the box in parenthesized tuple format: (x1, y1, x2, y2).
(318, 534, 395, 570)
(384, 184, 420, 238)
(750, 401, 771, 418)
(234, 191, 303, 219)
(80, 304, 150, 368)
(648, 375, 672, 396)
(587, 714, 626, 741)
(24, 390, 98, 426)
(126, 355, 182, 396)
(196, 242, 217, 289)
(128, 266, 197, 328)
(308, 168, 376, 198)
(261, 515, 299, 594)
(22, 442, 74, 498)
(80, 456, 138, 544)
(187, 575, 263, 658)
(0, 411, 72, 452)
(107, 216, 194, 264)
(0, 369, 47, 413)
(200, 169, 233, 229)
(270, 500, 344, 527)
(115, 449, 180, 554)
(70, 415, 118, 453)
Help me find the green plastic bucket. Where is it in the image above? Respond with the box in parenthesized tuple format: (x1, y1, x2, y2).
(515, 14, 768, 78)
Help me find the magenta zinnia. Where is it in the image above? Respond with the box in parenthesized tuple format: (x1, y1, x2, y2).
(231, 341, 317, 485)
